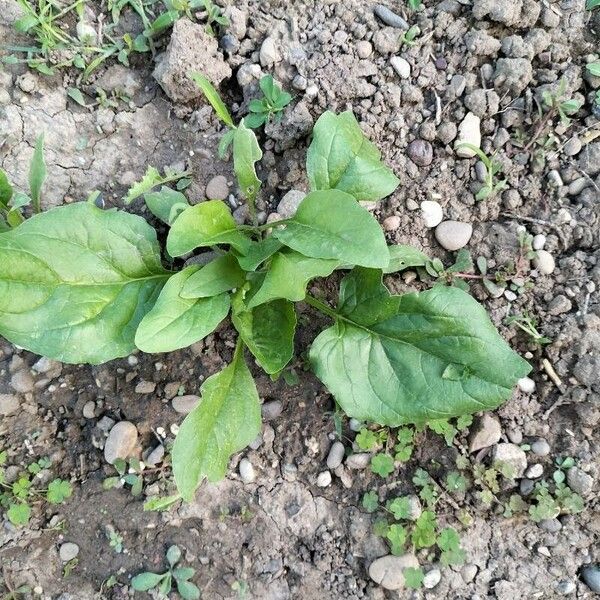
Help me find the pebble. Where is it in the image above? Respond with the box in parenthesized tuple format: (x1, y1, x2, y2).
(566, 467, 593, 497)
(172, 395, 200, 414)
(82, 401, 96, 419)
(531, 439, 551, 456)
(539, 518, 562, 533)
(10, 369, 34, 393)
(468, 414, 501, 453)
(32, 356, 60, 374)
(390, 56, 411, 78)
(327, 441, 345, 470)
(520, 478, 535, 495)
(504, 290, 517, 302)
(568, 177, 588, 196)
(581, 565, 600, 593)
(492, 443, 527, 478)
(135, 380, 156, 394)
(406, 198, 419, 211)
(532, 234, 546, 250)
(563, 137, 582, 156)
(556, 580, 576, 595)
(533, 250, 555, 275)
(346, 453, 371, 469)
(292, 74, 307, 90)
(461, 564, 478, 583)
(277, 190, 306, 218)
(104, 421, 138, 464)
(259, 37, 280, 66)
(525, 463, 544, 479)
(349, 418, 363, 432)
(316, 470, 332, 487)
(507, 428, 523, 444)
(17, 72, 37, 93)
(369, 554, 419, 590)
(517, 377, 535, 393)
(383, 215, 401, 231)
(239, 458, 256, 483)
(406, 139, 433, 166)
(374, 4, 409, 29)
(262, 400, 282, 420)
(455, 113, 481, 157)
(547, 295, 572, 315)
(76, 21, 97, 43)
(205, 175, 229, 200)
(356, 40, 373, 59)
(59, 542, 80, 562)
(0, 394, 19, 416)
(423, 568, 441, 589)
(547, 169, 563, 188)
(435, 220, 473, 251)
(420, 200, 443, 228)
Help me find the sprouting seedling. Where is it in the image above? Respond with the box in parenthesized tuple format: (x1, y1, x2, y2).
(505, 312, 551, 346)
(244, 75, 292, 129)
(131, 545, 200, 599)
(399, 24, 420, 47)
(456, 143, 507, 201)
(201, 0, 229, 36)
(407, 0, 422, 9)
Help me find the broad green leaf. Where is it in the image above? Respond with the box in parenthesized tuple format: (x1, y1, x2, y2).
(67, 87, 87, 106)
(272, 190, 389, 268)
(234, 237, 282, 271)
(143, 494, 180, 512)
(46, 479, 72, 504)
(306, 111, 399, 201)
(131, 572, 165, 591)
(172, 344, 261, 501)
(166, 545, 181, 566)
(233, 122, 262, 202)
(0, 170, 13, 207)
(587, 62, 600, 77)
(144, 186, 189, 225)
(180, 254, 246, 299)
(0, 202, 168, 364)
(166, 200, 251, 256)
(310, 269, 531, 425)
(232, 290, 296, 374)
(247, 250, 339, 308)
(7, 502, 31, 526)
(384, 245, 428, 273)
(218, 129, 235, 158)
(29, 134, 47, 212)
(191, 72, 235, 128)
(135, 266, 230, 353)
(177, 580, 201, 600)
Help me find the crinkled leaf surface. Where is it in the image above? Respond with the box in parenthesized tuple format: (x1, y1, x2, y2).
(232, 290, 296, 374)
(181, 254, 246, 299)
(0, 202, 168, 364)
(167, 200, 251, 256)
(135, 266, 230, 353)
(306, 111, 399, 201)
(247, 250, 339, 308)
(272, 190, 389, 268)
(233, 122, 262, 201)
(310, 269, 531, 425)
(172, 345, 261, 500)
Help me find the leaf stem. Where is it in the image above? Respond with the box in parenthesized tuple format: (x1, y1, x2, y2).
(304, 294, 338, 320)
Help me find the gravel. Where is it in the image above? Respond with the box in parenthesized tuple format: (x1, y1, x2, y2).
(492, 443, 527, 478)
(205, 175, 229, 200)
(420, 200, 443, 228)
(262, 400, 283, 420)
(468, 414, 501, 452)
(326, 441, 345, 470)
(533, 250, 555, 275)
(406, 139, 433, 166)
(566, 467, 593, 496)
(104, 421, 138, 464)
(423, 568, 441, 589)
(532, 234, 546, 250)
(517, 376, 536, 393)
(0, 394, 19, 416)
(369, 554, 419, 590)
(82, 401, 96, 419)
(239, 458, 256, 483)
(373, 4, 409, 29)
(524, 463, 543, 479)
(135, 380, 156, 394)
(556, 580, 576, 595)
(390, 56, 411, 79)
(172, 395, 200, 414)
(435, 220, 473, 251)
(59, 542, 80, 562)
(259, 37, 280, 66)
(581, 565, 600, 593)
(383, 215, 401, 231)
(455, 112, 481, 157)
(345, 453, 371, 469)
(277, 190, 306, 218)
(531, 439, 551, 456)
(316, 470, 332, 487)
(10, 369, 34, 393)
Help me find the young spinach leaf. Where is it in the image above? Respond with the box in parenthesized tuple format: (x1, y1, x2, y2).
(232, 122, 262, 208)
(180, 253, 246, 299)
(144, 186, 190, 225)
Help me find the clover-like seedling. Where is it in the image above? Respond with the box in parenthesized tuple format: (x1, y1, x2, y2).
(244, 75, 292, 129)
(131, 545, 200, 599)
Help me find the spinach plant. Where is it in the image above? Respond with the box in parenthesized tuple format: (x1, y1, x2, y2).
(0, 77, 530, 502)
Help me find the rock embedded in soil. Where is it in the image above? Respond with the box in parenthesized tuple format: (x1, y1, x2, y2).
(82, 401, 96, 419)
(172, 395, 200, 414)
(468, 414, 501, 452)
(517, 377, 535, 393)
(539, 518, 562, 533)
(205, 175, 229, 200)
(316, 471, 332, 487)
(369, 554, 419, 590)
(59, 542, 79, 562)
(455, 113, 481, 157)
(390, 56, 411, 79)
(277, 190, 306, 218)
(547, 295, 572, 315)
(566, 467, 593, 497)
(581, 565, 600, 593)
(563, 137, 582, 156)
(356, 40, 373, 58)
(524, 463, 543, 479)
(153, 18, 231, 104)
(420, 200, 443, 228)
(145, 445, 165, 467)
(346, 452, 371, 469)
(326, 441, 345, 470)
(435, 220, 473, 251)
(0, 394, 19, 416)
(383, 216, 401, 231)
(259, 37, 280, 66)
(373, 4, 409, 29)
(10, 369, 34, 393)
(104, 421, 138, 465)
(461, 564, 478, 583)
(406, 139, 433, 166)
(423, 568, 441, 589)
(531, 439, 550, 456)
(532, 234, 546, 250)
(492, 443, 527, 478)
(533, 250, 555, 275)
(261, 400, 282, 420)
(556, 580, 576, 595)
(239, 458, 256, 484)
(135, 380, 156, 394)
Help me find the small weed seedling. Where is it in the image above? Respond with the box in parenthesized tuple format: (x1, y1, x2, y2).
(506, 312, 551, 346)
(131, 545, 200, 599)
(244, 75, 292, 129)
(457, 143, 507, 201)
(399, 24, 420, 47)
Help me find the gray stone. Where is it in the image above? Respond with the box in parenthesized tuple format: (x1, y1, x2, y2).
(547, 295, 572, 315)
(455, 113, 481, 157)
(520, 478, 535, 495)
(579, 142, 600, 177)
(224, 6, 247, 39)
(539, 518, 562, 533)
(104, 421, 138, 464)
(10, 369, 34, 393)
(356, 41, 373, 59)
(316, 470, 332, 487)
(205, 175, 229, 200)
(492, 443, 527, 478)
(525, 463, 543, 479)
(135, 380, 156, 394)
(59, 542, 80, 562)
(172, 395, 200, 414)
(277, 190, 306, 218)
(573, 355, 600, 387)
(435, 220, 473, 251)
(369, 554, 419, 590)
(372, 27, 401, 55)
(390, 56, 411, 79)
(406, 139, 433, 166)
(556, 580, 576, 595)
(532, 234, 546, 250)
(517, 377, 535, 393)
(259, 37, 280, 66)
(423, 568, 441, 589)
(581, 565, 600, 593)
(566, 467, 593, 497)
(262, 400, 282, 420)
(0, 394, 19, 416)
(383, 216, 401, 231)
(346, 453, 371, 469)
(563, 137, 582, 156)
(292, 75, 307, 90)
(145, 445, 165, 466)
(420, 200, 443, 228)
(374, 4, 409, 29)
(468, 414, 502, 452)
(533, 250, 555, 275)
(531, 439, 550, 456)
(326, 441, 345, 470)
(239, 458, 256, 483)
(82, 401, 96, 419)
(461, 564, 478, 583)
(493, 58, 533, 94)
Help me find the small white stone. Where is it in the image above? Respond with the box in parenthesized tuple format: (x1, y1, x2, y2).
(435, 220, 473, 251)
(504, 290, 517, 302)
(423, 568, 441, 589)
(533, 250, 555, 275)
(316, 470, 332, 487)
(525, 463, 544, 479)
(259, 37, 280, 66)
(349, 418, 363, 432)
(59, 542, 80, 562)
(277, 190, 306, 218)
(532, 234, 546, 250)
(82, 401, 96, 419)
(390, 56, 411, 78)
(518, 377, 536, 393)
(104, 421, 138, 464)
(420, 200, 443, 228)
(239, 458, 256, 483)
(455, 112, 481, 157)
(326, 441, 345, 470)
(172, 395, 200, 414)
(383, 215, 401, 231)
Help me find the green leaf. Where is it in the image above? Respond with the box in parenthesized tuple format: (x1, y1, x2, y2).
(560, 99, 581, 115)
(244, 113, 267, 129)
(384, 245, 428, 273)
(246, 250, 339, 308)
(272, 190, 389, 269)
(173, 567, 195, 581)
(0, 202, 168, 364)
(386, 523, 407, 555)
(166, 200, 251, 256)
(232, 122, 262, 202)
(362, 490, 379, 512)
(0, 170, 14, 207)
(46, 479, 72, 504)
(7, 502, 31, 526)
(371, 453, 395, 477)
(172, 343, 261, 500)
(67, 87, 87, 106)
(147, 10, 179, 34)
(144, 186, 189, 225)
(411, 511, 437, 548)
(177, 580, 201, 600)
(29, 134, 47, 213)
(403, 567, 424, 589)
(166, 545, 181, 566)
(232, 291, 296, 374)
(143, 494, 180, 512)
(587, 0, 600, 8)
(310, 269, 531, 425)
(135, 266, 230, 353)
(124, 166, 189, 205)
(131, 572, 165, 591)
(191, 72, 235, 128)
(306, 111, 399, 202)
(234, 237, 282, 271)
(181, 254, 246, 299)
(355, 429, 378, 450)
(218, 129, 235, 158)
(388, 496, 411, 520)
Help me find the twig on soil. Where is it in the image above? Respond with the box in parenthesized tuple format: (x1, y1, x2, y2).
(500, 212, 568, 250)
(542, 358, 563, 389)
